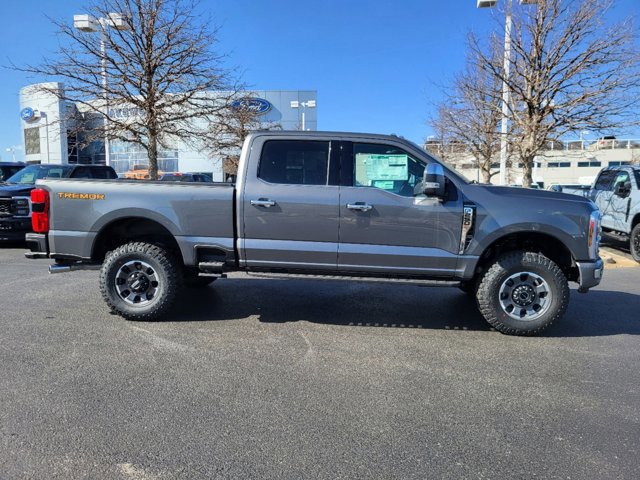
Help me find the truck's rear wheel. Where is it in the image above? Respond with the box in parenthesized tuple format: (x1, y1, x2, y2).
(100, 242, 181, 321)
(630, 224, 640, 263)
(476, 251, 569, 335)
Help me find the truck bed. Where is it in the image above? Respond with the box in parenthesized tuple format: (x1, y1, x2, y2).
(37, 178, 235, 265)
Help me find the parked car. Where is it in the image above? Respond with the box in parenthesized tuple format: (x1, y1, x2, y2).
(0, 164, 117, 242)
(122, 165, 166, 179)
(159, 172, 213, 182)
(547, 184, 591, 197)
(509, 183, 542, 189)
(589, 165, 640, 262)
(0, 162, 26, 182)
(25, 131, 603, 336)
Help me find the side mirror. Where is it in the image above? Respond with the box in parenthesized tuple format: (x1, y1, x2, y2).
(419, 163, 446, 198)
(614, 182, 630, 198)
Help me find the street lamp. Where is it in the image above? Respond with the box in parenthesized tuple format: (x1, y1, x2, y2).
(478, 0, 537, 185)
(5, 147, 17, 162)
(73, 13, 130, 167)
(290, 100, 316, 131)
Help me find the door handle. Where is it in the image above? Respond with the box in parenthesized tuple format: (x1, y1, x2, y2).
(346, 203, 373, 212)
(250, 199, 276, 208)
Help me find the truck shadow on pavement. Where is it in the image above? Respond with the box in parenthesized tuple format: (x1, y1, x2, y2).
(168, 278, 640, 337)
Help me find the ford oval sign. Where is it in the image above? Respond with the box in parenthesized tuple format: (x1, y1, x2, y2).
(21, 107, 35, 122)
(231, 98, 272, 114)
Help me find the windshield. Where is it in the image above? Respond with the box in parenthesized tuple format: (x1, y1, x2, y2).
(6, 165, 74, 184)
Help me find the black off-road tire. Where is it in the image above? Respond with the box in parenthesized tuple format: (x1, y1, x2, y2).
(476, 251, 569, 336)
(99, 242, 181, 321)
(183, 268, 218, 288)
(630, 224, 640, 263)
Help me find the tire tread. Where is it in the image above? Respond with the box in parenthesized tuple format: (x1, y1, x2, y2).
(476, 251, 569, 336)
(99, 241, 181, 321)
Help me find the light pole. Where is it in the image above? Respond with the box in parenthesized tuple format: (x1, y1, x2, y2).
(41, 112, 50, 164)
(5, 147, 17, 162)
(477, 0, 537, 185)
(73, 13, 129, 166)
(290, 100, 317, 131)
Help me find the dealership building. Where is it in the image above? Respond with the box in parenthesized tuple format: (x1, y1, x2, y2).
(18, 82, 318, 181)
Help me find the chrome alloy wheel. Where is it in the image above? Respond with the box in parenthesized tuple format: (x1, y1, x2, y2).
(498, 271, 552, 321)
(115, 260, 159, 305)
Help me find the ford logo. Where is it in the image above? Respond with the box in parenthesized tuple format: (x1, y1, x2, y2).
(21, 107, 35, 122)
(231, 98, 272, 114)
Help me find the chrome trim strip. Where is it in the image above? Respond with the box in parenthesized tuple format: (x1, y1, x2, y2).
(459, 206, 475, 254)
(243, 239, 337, 253)
(338, 242, 458, 258)
(177, 236, 235, 251)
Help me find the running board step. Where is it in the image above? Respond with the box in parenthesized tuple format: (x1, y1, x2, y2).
(198, 261, 225, 273)
(246, 272, 460, 287)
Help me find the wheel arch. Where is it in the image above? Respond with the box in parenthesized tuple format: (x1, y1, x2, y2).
(473, 231, 576, 282)
(92, 217, 183, 264)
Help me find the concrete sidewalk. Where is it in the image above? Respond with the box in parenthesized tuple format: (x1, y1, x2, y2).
(600, 246, 638, 268)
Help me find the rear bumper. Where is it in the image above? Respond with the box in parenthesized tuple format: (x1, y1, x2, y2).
(24, 232, 49, 259)
(575, 258, 604, 291)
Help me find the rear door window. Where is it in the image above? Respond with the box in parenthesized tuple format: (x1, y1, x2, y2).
(71, 167, 93, 178)
(91, 167, 118, 179)
(258, 140, 330, 185)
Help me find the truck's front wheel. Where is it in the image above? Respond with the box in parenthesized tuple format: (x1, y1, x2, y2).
(476, 251, 569, 335)
(630, 224, 640, 263)
(99, 242, 181, 321)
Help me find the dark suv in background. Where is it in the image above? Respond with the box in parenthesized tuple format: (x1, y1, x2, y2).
(0, 164, 117, 242)
(0, 162, 26, 182)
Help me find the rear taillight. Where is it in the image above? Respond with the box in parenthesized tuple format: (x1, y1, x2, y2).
(31, 188, 50, 233)
(588, 210, 601, 259)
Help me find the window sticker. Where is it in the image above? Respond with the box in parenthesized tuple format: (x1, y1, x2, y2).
(363, 154, 408, 181)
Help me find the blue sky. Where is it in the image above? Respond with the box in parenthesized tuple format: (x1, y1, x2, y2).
(0, 0, 638, 162)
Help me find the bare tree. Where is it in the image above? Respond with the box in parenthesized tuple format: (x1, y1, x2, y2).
(208, 95, 281, 179)
(14, 0, 241, 179)
(430, 46, 505, 184)
(470, 0, 640, 187)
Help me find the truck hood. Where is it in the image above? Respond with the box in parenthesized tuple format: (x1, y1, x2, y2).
(468, 184, 593, 205)
(0, 183, 35, 198)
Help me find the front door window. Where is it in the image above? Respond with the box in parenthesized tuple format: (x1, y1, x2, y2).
(353, 143, 425, 197)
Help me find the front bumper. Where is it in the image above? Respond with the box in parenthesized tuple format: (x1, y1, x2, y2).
(576, 257, 604, 292)
(24, 232, 49, 259)
(0, 217, 31, 242)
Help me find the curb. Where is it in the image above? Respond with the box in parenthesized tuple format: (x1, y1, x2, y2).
(599, 247, 638, 268)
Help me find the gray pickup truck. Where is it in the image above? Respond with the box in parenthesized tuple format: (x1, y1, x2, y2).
(590, 165, 640, 262)
(25, 131, 603, 335)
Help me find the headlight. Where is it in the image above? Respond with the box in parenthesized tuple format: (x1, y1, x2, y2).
(11, 197, 31, 217)
(588, 210, 601, 259)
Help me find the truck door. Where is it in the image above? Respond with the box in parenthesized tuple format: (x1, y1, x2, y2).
(240, 138, 340, 270)
(592, 169, 620, 230)
(608, 170, 633, 233)
(337, 141, 463, 277)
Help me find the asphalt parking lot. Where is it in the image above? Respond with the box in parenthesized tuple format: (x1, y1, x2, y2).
(1, 246, 639, 479)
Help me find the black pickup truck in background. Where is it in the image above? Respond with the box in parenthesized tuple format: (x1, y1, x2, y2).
(0, 164, 117, 242)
